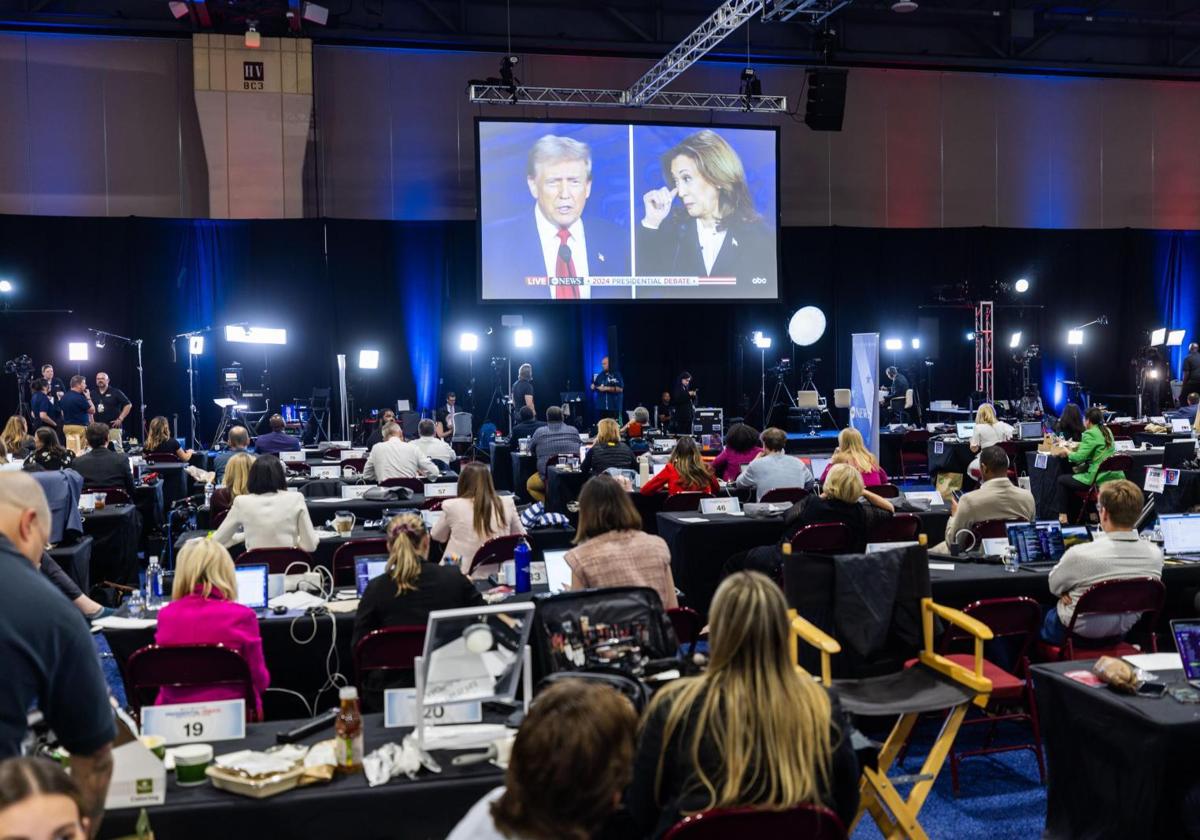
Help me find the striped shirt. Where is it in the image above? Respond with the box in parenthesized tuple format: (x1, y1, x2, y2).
(529, 423, 583, 477)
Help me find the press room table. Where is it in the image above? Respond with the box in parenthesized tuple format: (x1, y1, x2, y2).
(1033, 660, 1200, 840)
(47, 535, 93, 592)
(511, 452, 538, 504)
(103, 607, 357, 721)
(490, 441, 513, 491)
(83, 503, 141, 586)
(926, 439, 1042, 483)
(545, 470, 711, 535)
(1157, 468, 1200, 514)
(99, 714, 504, 840)
(656, 509, 952, 618)
(144, 462, 192, 510)
(1025, 448, 1162, 519)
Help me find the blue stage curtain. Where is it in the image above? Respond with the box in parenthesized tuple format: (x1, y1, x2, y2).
(394, 223, 448, 411)
(1155, 231, 1200, 378)
(579, 305, 609, 420)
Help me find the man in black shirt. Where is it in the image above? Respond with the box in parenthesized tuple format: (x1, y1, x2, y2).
(93, 371, 132, 433)
(511, 406, 546, 441)
(0, 472, 115, 831)
(435, 392, 458, 440)
(365, 409, 396, 450)
(1182, 343, 1200, 407)
(73, 423, 136, 497)
(37, 363, 65, 403)
(511, 364, 536, 426)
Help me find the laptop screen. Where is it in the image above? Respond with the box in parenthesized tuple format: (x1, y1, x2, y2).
(1172, 620, 1200, 681)
(956, 422, 975, 439)
(355, 555, 389, 597)
(235, 564, 269, 609)
(543, 549, 572, 594)
(808, 457, 831, 479)
(1019, 421, 1043, 439)
(1159, 513, 1200, 555)
(1006, 521, 1066, 565)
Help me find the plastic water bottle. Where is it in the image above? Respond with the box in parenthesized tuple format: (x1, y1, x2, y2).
(514, 541, 531, 594)
(145, 556, 163, 607)
(638, 454, 650, 488)
(204, 482, 214, 507)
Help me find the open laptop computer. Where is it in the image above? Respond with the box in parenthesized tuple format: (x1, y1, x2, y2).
(1170, 620, 1200, 687)
(807, 456, 832, 479)
(542, 548, 572, 595)
(234, 563, 270, 613)
(1157, 513, 1200, 563)
(1005, 521, 1072, 570)
(955, 422, 975, 440)
(1018, 421, 1044, 440)
(354, 555, 389, 597)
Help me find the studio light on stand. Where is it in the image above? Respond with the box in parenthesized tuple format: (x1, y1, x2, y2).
(225, 324, 287, 423)
(514, 329, 533, 349)
(89, 328, 148, 440)
(1066, 316, 1108, 408)
(460, 333, 480, 414)
(1168, 330, 1187, 347)
(172, 328, 211, 449)
(0, 279, 12, 293)
(358, 349, 380, 370)
(752, 331, 772, 426)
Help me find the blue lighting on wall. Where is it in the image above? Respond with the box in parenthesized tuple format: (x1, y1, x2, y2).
(1155, 232, 1200, 378)
(396, 225, 445, 410)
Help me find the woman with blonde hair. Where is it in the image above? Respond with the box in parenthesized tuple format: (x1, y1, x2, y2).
(640, 435, 719, 497)
(628, 571, 858, 836)
(820, 427, 888, 487)
(144, 415, 195, 463)
(353, 513, 483, 699)
(209, 452, 253, 528)
(638, 129, 774, 288)
(968, 403, 1013, 477)
(0, 416, 33, 460)
(431, 463, 524, 578)
(154, 539, 270, 717)
(782, 463, 894, 552)
(582, 418, 637, 477)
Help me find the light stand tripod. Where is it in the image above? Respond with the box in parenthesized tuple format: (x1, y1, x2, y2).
(172, 329, 209, 450)
(88, 328, 146, 441)
(767, 363, 798, 428)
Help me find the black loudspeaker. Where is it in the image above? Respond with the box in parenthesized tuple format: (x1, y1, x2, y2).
(804, 68, 848, 132)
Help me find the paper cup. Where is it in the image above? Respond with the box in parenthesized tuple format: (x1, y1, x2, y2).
(139, 734, 166, 760)
(173, 744, 213, 786)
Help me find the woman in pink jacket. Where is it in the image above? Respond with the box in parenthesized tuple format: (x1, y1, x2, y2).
(153, 539, 270, 718)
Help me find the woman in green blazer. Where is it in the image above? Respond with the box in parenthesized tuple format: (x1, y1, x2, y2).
(1052, 406, 1122, 522)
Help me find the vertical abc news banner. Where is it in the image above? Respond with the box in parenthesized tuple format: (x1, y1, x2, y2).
(851, 333, 881, 457)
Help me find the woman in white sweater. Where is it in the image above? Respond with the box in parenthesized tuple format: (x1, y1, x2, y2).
(968, 403, 1014, 478)
(430, 463, 524, 577)
(211, 455, 319, 551)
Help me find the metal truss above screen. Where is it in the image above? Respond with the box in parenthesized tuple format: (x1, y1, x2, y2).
(4, 1, 1200, 79)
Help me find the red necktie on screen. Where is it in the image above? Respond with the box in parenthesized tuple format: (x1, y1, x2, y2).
(554, 228, 580, 300)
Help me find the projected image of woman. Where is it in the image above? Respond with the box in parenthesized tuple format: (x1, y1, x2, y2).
(637, 129, 775, 287)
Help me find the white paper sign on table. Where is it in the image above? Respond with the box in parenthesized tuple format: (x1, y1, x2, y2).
(141, 699, 246, 746)
(1034, 453, 1049, 470)
(1144, 467, 1166, 494)
(384, 689, 483, 728)
(700, 497, 742, 516)
(933, 441, 944, 455)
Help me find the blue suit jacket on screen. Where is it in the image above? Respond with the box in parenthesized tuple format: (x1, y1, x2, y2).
(482, 212, 631, 300)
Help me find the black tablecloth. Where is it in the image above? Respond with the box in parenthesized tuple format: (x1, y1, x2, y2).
(83, 503, 141, 586)
(147, 462, 191, 510)
(657, 509, 951, 618)
(511, 453, 537, 503)
(490, 441, 513, 491)
(1033, 660, 1200, 840)
(1157, 469, 1200, 514)
(48, 535, 93, 592)
(927, 440, 974, 482)
(104, 609, 357, 721)
(303, 496, 424, 527)
(1026, 449, 1161, 519)
(132, 482, 165, 533)
(1133, 431, 1185, 448)
(878, 432, 902, 478)
(99, 713, 503, 840)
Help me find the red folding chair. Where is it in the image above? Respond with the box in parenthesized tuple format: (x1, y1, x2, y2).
(126, 644, 258, 723)
(285, 461, 311, 475)
(331, 538, 388, 587)
(353, 625, 426, 689)
(664, 804, 846, 839)
(236, 547, 313, 575)
(900, 430, 932, 480)
(937, 596, 1046, 794)
(420, 497, 445, 511)
(322, 447, 342, 461)
(1070, 454, 1133, 524)
(381, 477, 425, 492)
(662, 491, 709, 512)
(969, 518, 1020, 541)
(84, 485, 131, 504)
(668, 606, 703, 657)
(341, 457, 367, 475)
(872, 483, 901, 499)
(1035, 577, 1165, 662)
(788, 522, 854, 553)
(997, 440, 1023, 480)
(759, 487, 809, 504)
(466, 535, 524, 576)
(867, 512, 921, 544)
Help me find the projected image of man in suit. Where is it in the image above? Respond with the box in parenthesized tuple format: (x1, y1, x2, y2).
(485, 134, 630, 301)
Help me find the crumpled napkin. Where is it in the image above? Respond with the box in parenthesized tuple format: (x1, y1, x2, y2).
(362, 741, 424, 787)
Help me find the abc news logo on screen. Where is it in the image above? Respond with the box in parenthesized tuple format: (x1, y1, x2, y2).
(243, 62, 265, 90)
(850, 406, 874, 421)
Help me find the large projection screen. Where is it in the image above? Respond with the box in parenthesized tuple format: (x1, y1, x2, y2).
(477, 118, 780, 302)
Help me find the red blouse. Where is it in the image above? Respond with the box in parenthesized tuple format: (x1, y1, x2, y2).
(639, 463, 720, 496)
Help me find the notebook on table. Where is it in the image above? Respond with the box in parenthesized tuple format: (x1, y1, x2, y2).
(542, 549, 572, 595)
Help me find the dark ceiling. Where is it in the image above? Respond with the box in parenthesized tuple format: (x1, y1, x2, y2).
(4, 0, 1200, 79)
